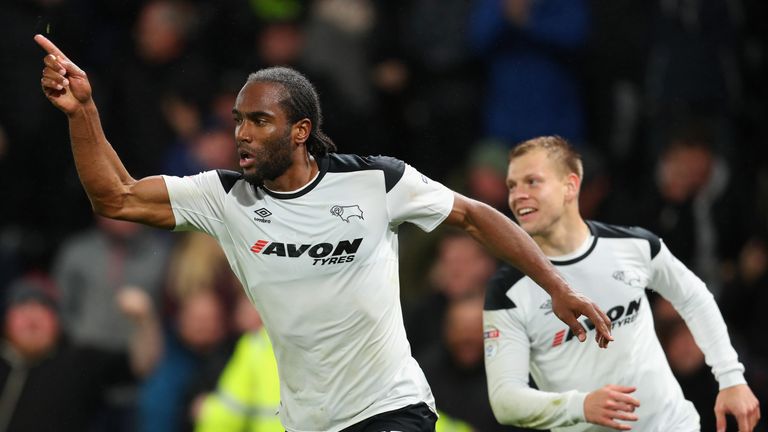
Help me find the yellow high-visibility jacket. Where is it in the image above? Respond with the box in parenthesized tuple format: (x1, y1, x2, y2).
(195, 329, 283, 432)
(436, 410, 474, 432)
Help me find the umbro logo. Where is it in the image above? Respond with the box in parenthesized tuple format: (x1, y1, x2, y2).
(255, 208, 272, 218)
(254, 208, 272, 224)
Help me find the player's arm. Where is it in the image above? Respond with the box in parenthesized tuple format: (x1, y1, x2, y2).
(444, 193, 612, 347)
(649, 240, 761, 431)
(35, 34, 174, 229)
(484, 308, 638, 430)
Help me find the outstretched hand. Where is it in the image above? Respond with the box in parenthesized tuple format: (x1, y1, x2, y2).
(551, 289, 613, 348)
(714, 384, 761, 432)
(34, 34, 92, 115)
(584, 385, 640, 430)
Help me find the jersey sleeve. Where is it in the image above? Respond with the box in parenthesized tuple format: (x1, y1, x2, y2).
(162, 171, 227, 237)
(649, 240, 746, 389)
(483, 308, 586, 429)
(386, 164, 454, 232)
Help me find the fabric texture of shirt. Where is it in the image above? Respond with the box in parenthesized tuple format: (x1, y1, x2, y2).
(163, 153, 454, 431)
(483, 220, 745, 431)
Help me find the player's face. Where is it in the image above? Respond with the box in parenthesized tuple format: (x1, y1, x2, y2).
(506, 149, 570, 237)
(233, 81, 295, 187)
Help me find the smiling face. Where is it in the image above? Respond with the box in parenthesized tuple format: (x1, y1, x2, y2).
(506, 148, 577, 238)
(233, 81, 295, 187)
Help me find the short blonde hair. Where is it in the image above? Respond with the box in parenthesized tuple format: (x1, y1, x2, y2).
(509, 136, 583, 180)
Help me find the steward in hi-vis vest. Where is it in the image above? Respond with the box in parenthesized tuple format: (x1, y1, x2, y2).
(195, 329, 282, 431)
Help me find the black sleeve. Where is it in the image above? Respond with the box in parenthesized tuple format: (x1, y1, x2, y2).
(485, 264, 523, 311)
(327, 154, 406, 192)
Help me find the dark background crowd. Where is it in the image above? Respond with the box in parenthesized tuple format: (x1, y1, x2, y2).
(1, 0, 767, 431)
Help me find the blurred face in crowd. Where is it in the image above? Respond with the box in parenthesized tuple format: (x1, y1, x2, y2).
(658, 142, 713, 203)
(177, 291, 226, 352)
(233, 81, 295, 187)
(5, 302, 60, 360)
(444, 298, 484, 369)
(193, 128, 237, 171)
(136, 0, 188, 63)
(233, 293, 263, 333)
(507, 149, 578, 239)
(431, 235, 496, 299)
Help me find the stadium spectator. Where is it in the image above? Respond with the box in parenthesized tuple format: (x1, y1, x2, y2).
(104, 0, 214, 177)
(405, 229, 497, 357)
(138, 288, 234, 432)
(51, 215, 169, 430)
(469, 0, 589, 147)
(138, 232, 240, 432)
(0, 274, 161, 432)
(419, 295, 525, 431)
(631, 127, 749, 296)
(193, 292, 282, 432)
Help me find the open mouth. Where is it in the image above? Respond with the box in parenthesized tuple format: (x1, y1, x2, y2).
(238, 149, 255, 168)
(516, 207, 537, 219)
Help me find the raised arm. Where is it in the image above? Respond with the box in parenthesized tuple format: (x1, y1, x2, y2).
(35, 34, 174, 229)
(443, 192, 612, 347)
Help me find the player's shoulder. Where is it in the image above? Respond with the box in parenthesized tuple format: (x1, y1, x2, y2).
(485, 263, 524, 311)
(215, 169, 244, 194)
(588, 220, 661, 259)
(327, 153, 405, 192)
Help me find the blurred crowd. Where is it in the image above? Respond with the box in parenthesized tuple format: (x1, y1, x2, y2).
(1, 0, 767, 430)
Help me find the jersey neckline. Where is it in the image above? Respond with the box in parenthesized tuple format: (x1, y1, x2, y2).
(259, 155, 329, 200)
(550, 220, 599, 266)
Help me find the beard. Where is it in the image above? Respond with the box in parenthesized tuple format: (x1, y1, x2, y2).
(242, 129, 294, 188)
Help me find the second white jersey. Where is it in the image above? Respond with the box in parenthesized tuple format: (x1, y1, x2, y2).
(483, 221, 745, 432)
(163, 154, 454, 431)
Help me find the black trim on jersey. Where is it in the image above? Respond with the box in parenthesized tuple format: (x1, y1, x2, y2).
(587, 220, 661, 259)
(550, 234, 599, 266)
(326, 154, 406, 193)
(251, 153, 406, 200)
(260, 155, 330, 200)
(485, 264, 521, 311)
(216, 169, 243, 194)
(549, 221, 662, 265)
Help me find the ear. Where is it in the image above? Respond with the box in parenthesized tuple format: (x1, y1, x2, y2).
(564, 172, 581, 202)
(292, 119, 311, 146)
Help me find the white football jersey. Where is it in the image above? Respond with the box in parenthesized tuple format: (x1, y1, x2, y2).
(163, 154, 454, 431)
(483, 221, 746, 432)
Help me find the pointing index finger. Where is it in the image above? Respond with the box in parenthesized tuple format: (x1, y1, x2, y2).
(34, 34, 69, 61)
